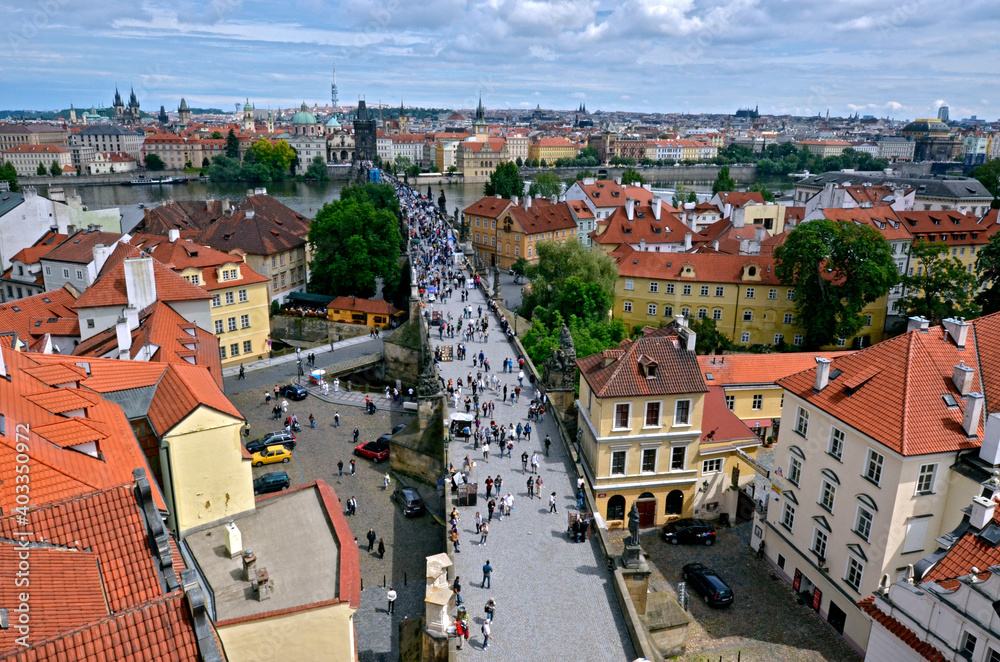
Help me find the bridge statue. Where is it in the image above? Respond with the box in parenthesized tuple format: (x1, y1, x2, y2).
(542, 324, 577, 390)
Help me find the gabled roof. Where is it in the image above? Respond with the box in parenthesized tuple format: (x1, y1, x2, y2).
(73, 256, 212, 310)
(574, 180, 654, 208)
(701, 386, 760, 445)
(197, 210, 306, 256)
(821, 207, 913, 242)
(590, 203, 690, 246)
(857, 597, 947, 662)
(8, 231, 68, 266)
(699, 352, 856, 386)
(463, 196, 513, 219)
(714, 191, 765, 208)
(895, 209, 998, 245)
(41, 229, 123, 265)
(0, 285, 79, 343)
(327, 296, 401, 316)
(129, 234, 269, 290)
(576, 334, 707, 398)
(136, 194, 310, 240)
(509, 199, 579, 235)
(614, 243, 782, 285)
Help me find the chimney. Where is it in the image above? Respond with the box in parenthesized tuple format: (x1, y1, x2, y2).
(651, 197, 661, 220)
(814, 357, 832, 391)
(754, 225, 767, 242)
(980, 412, 1000, 464)
(943, 318, 970, 348)
(92, 243, 115, 275)
(225, 521, 243, 559)
(969, 491, 997, 530)
(964, 392, 985, 437)
(115, 317, 132, 360)
(222, 198, 232, 216)
(524, 196, 531, 209)
(615, 176, 622, 185)
(732, 207, 746, 229)
(205, 197, 214, 211)
(124, 305, 139, 331)
(953, 362, 975, 396)
(583, 177, 595, 186)
(511, 196, 519, 207)
(167, 228, 180, 243)
(124, 258, 157, 311)
(495, 194, 502, 199)
(907, 316, 929, 333)
(246, 209, 255, 220)
(724, 202, 732, 218)
(550, 195, 558, 205)
(684, 231, 692, 251)
(625, 197, 635, 221)
(639, 238, 646, 252)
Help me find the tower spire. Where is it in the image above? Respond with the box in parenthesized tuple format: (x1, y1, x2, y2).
(331, 62, 339, 108)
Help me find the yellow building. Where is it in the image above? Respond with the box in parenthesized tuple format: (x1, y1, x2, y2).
(576, 326, 760, 528)
(613, 244, 888, 350)
(131, 234, 272, 367)
(326, 296, 401, 329)
(527, 137, 578, 164)
(465, 197, 578, 269)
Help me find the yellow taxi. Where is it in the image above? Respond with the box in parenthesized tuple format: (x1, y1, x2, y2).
(251, 444, 292, 467)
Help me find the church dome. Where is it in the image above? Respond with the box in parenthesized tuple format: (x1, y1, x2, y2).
(902, 119, 950, 136)
(243, 99, 253, 112)
(325, 116, 341, 128)
(292, 103, 317, 125)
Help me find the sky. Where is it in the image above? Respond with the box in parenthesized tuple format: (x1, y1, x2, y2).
(1, 0, 997, 120)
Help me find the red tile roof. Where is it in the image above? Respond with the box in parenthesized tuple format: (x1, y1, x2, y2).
(463, 197, 513, 219)
(614, 243, 782, 285)
(857, 597, 947, 662)
(896, 210, 998, 245)
(129, 234, 269, 291)
(0, 285, 80, 343)
(923, 506, 1000, 585)
(576, 334, 707, 398)
(576, 180, 654, 208)
(8, 230, 69, 266)
(715, 191, 765, 209)
(2, 144, 70, 154)
(73, 256, 212, 309)
(41, 230, 123, 265)
(698, 352, 856, 386)
(509, 199, 578, 235)
(821, 207, 913, 241)
(590, 203, 690, 246)
(327, 296, 401, 317)
(701, 386, 759, 444)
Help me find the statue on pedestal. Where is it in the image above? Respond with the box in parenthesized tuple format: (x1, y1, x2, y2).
(492, 265, 502, 298)
(542, 324, 577, 390)
(627, 502, 640, 547)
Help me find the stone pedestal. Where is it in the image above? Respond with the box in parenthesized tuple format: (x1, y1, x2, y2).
(622, 543, 643, 569)
(423, 553, 453, 635)
(546, 387, 576, 422)
(621, 557, 651, 615)
(641, 590, 690, 658)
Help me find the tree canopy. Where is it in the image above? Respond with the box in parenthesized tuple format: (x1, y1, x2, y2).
(712, 165, 736, 194)
(748, 182, 775, 202)
(340, 182, 400, 216)
(774, 219, 898, 349)
(672, 184, 698, 207)
(304, 156, 329, 181)
(484, 162, 525, 198)
(49, 161, 61, 177)
(0, 162, 19, 191)
(977, 233, 1000, 315)
(621, 167, 644, 186)
(209, 138, 295, 182)
(145, 154, 165, 171)
(897, 239, 979, 323)
(522, 240, 618, 321)
(224, 129, 240, 159)
(972, 159, 1000, 209)
(527, 171, 562, 198)
(308, 195, 402, 299)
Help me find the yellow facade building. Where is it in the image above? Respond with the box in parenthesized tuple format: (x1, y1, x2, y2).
(326, 296, 402, 329)
(527, 137, 578, 164)
(465, 197, 578, 269)
(576, 327, 761, 528)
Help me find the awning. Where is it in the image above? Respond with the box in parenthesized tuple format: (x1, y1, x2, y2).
(741, 418, 772, 429)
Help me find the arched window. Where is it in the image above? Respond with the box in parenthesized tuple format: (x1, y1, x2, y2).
(607, 495, 626, 521)
(666, 489, 684, 515)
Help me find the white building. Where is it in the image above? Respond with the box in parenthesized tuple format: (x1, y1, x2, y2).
(72, 125, 143, 161)
(2, 144, 73, 176)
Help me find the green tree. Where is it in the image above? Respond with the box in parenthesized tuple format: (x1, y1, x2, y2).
(539, 158, 548, 168)
(393, 156, 413, 173)
(145, 154, 166, 171)
(774, 219, 898, 349)
(748, 182, 775, 202)
(515, 156, 523, 167)
(977, 233, 1000, 314)
(225, 129, 240, 159)
(49, 160, 61, 177)
(271, 140, 296, 174)
(522, 240, 618, 323)
(712, 165, 736, 194)
(210, 130, 224, 139)
(672, 184, 695, 207)
(304, 156, 329, 181)
(308, 197, 402, 299)
(0, 162, 20, 191)
(972, 159, 1000, 209)
(527, 171, 562, 198)
(484, 161, 525, 198)
(340, 182, 400, 215)
(510, 257, 529, 282)
(406, 164, 421, 179)
(36, 162, 48, 176)
(688, 317, 732, 355)
(897, 239, 979, 323)
(621, 167, 643, 186)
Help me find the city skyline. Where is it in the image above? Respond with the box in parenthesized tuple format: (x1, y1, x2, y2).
(2, 0, 998, 120)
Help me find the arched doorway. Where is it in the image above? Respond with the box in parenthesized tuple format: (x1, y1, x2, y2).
(606, 495, 626, 522)
(665, 490, 684, 515)
(637, 492, 657, 528)
(341, 150, 348, 161)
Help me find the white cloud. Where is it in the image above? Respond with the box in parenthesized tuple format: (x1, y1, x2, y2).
(885, 101, 905, 112)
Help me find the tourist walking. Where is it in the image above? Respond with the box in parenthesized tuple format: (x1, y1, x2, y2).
(366, 528, 376, 551)
(378, 538, 386, 559)
(387, 586, 397, 614)
(549, 491, 558, 513)
(482, 559, 493, 588)
(527, 476, 534, 499)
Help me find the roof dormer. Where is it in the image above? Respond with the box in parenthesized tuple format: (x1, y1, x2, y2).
(742, 262, 761, 280)
(681, 262, 696, 279)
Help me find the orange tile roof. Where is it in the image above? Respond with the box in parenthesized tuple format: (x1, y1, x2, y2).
(614, 243, 783, 285)
(576, 334, 707, 398)
(463, 197, 513, 219)
(896, 210, 998, 245)
(509, 200, 578, 235)
(8, 231, 69, 265)
(591, 204, 691, 246)
(777, 324, 985, 456)
(577, 180, 654, 208)
(31, 416, 107, 448)
(715, 191, 766, 208)
(0, 286, 80, 343)
(701, 386, 759, 444)
(25, 386, 103, 414)
(924, 507, 1000, 586)
(73, 256, 212, 309)
(129, 234, 269, 291)
(699, 352, 857, 386)
(327, 296, 401, 316)
(147, 361, 242, 435)
(2, 144, 70, 154)
(41, 230, 123, 264)
(857, 597, 947, 662)
(821, 207, 913, 241)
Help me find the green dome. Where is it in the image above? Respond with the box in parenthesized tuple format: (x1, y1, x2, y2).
(243, 99, 253, 111)
(325, 116, 341, 128)
(292, 102, 317, 125)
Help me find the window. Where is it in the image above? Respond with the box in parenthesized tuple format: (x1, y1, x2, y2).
(62, 268, 69, 278)
(709, 308, 720, 321)
(214, 319, 224, 334)
(844, 556, 865, 591)
(273, 276, 278, 289)
(788, 455, 802, 486)
(916, 463, 937, 494)
(793, 334, 803, 346)
(243, 340, 252, 354)
(227, 317, 237, 332)
(645, 402, 661, 427)
(666, 283, 675, 294)
(86, 318, 95, 329)
(674, 399, 691, 425)
(863, 314, 873, 326)
(725, 394, 734, 410)
(696, 308, 706, 319)
(45, 266, 51, 275)
(961, 632, 978, 657)
(680, 307, 690, 318)
(812, 527, 829, 559)
(781, 502, 796, 531)
(773, 334, 784, 345)
(837, 337, 847, 347)
(671, 446, 686, 470)
(624, 279, 634, 290)
(741, 332, 750, 343)
(795, 407, 809, 437)
(700, 285, 709, 296)
(623, 301, 632, 312)
(225, 291, 235, 305)
(987, 647, 1000, 662)
(820, 480, 837, 513)
(220, 345, 226, 359)
(768, 288, 777, 299)
(279, 253, 285, 266)
(611, 450, 626, 475)
(715, 286, 724, 297)
(752, 394, 763, 410)
(76, 269, 83, 280)
(865, 449, 884, 486)
(239, 289, 248, 302)
(240, 314, 250, 328)
(903, 518, 929, 554)
(784, 313, 794, 324)
(829, 428, 845, 460)
(647, 303, 657, 315)
(272, 256, 277, 267)
(703, 458, 723, 474)
(849, 496, 875, 541)
(614, 403, 630, 429)
(230, 343, 239, 356)
(744, 287, 755, 299)
(649, 281, 658, 293)
(641, 448, 657, 473)
(682, 284, 691, 296)
(280, 273, 286, 287)
(743, 310, 753, 321)
(212, 294, 221, 307)
(787, 289, 795, 300)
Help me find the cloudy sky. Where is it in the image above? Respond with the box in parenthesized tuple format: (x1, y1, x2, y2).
(2, 0, 997, 120)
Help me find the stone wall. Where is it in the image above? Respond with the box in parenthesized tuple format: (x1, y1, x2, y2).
(270, 315, 370, 344)
(384, 340, 421, 388)
(519, 164, 758, 186)
(390, 396, 445, 483)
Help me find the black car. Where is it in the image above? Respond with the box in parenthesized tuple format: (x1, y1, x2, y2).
(662, 518, 717, 546)
(392, 486, 426, 517)
(682, 562, 734, 608)
(377, 423, 410, 444)
(246, 431, 297, 455)
(391, 423, 408, 434)
(253, 471, 290, 494)
(279, 384, 308, 401)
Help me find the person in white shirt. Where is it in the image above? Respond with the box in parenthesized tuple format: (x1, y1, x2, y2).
(387, 587, 397, 614)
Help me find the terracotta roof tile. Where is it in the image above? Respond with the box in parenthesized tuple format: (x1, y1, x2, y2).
(463, 197, 512, 218)
(576, 335, 707, 398)
(858, 597, 947, 662)
(614, 243, 782, 285)
(821, 207, 913, 241)
(715, 191, 766, 208)
(0, 286, 80, 343)
(73, 257, 212, 310)
(590, 204, 690, 246)
(41, 230, 123, 265)
(327, 296, 401, 316)
(701, 386, 759, 444)
(698, 352, 856, 386)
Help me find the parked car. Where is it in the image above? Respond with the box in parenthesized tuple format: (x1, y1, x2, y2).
(377, 423, 409, 444)
(682, 562, 734, 608)
(354, 440, 390, 463)
(253, 471, 290, 494)
(246, 431, 297, 454)
(251, 445, 292, 467)
(391, 423, 408, 434)
(279, 384, 308, 401)
(392, 486, 426, 517)
(662, 519, 716, 546)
